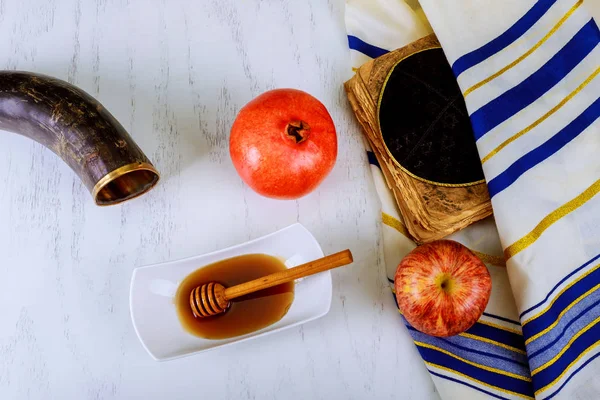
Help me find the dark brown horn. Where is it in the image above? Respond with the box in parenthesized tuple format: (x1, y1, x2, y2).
(0, 71, 159, 206)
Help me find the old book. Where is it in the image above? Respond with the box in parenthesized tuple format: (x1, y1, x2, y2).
(345, 34, 492, 243)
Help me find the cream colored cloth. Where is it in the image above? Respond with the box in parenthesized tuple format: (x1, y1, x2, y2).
(347, 2, 530, 399)
(347, 0, 600, 399)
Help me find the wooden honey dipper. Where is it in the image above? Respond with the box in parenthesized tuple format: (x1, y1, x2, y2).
(189, 249, 353, 318)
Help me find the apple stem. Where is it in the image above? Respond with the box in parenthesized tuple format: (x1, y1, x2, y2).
(286, 120, 310, 144)
(436, 274, 455, 294)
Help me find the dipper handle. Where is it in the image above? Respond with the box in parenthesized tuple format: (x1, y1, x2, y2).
(225, 249, 353, 300)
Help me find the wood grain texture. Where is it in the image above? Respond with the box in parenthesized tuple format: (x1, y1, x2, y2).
(0, 1, 438, 399)
(224, 250, 353, 300)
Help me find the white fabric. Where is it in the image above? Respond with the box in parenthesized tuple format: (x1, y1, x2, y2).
(346, 0, 600, 399)
(346, 2, 527, 400)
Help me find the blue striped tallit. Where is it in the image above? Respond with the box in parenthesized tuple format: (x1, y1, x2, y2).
(346, 0, 600, 399)
(346, 2, 533, 398)
(417, 0, 600, 398)
(391, 286, 534, 399)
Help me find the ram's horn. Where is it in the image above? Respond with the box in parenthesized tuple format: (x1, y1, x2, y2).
(0, 71, 159, 206)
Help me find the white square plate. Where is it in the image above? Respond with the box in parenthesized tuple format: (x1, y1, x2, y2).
(129, 223, 330, 361)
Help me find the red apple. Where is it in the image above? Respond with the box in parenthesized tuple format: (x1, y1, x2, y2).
(229, 88, 337, 199)
(394, 240, 491, 337)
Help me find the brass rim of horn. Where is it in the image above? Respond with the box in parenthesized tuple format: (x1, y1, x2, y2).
(92, 162, 160, 206)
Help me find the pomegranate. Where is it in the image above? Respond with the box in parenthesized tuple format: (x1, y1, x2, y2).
(229, 89, 337, 199)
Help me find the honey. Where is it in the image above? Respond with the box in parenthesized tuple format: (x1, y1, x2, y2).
(175, 253, 294, 339)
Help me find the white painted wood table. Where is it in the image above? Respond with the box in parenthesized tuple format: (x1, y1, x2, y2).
(0, 1, 438, 399)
